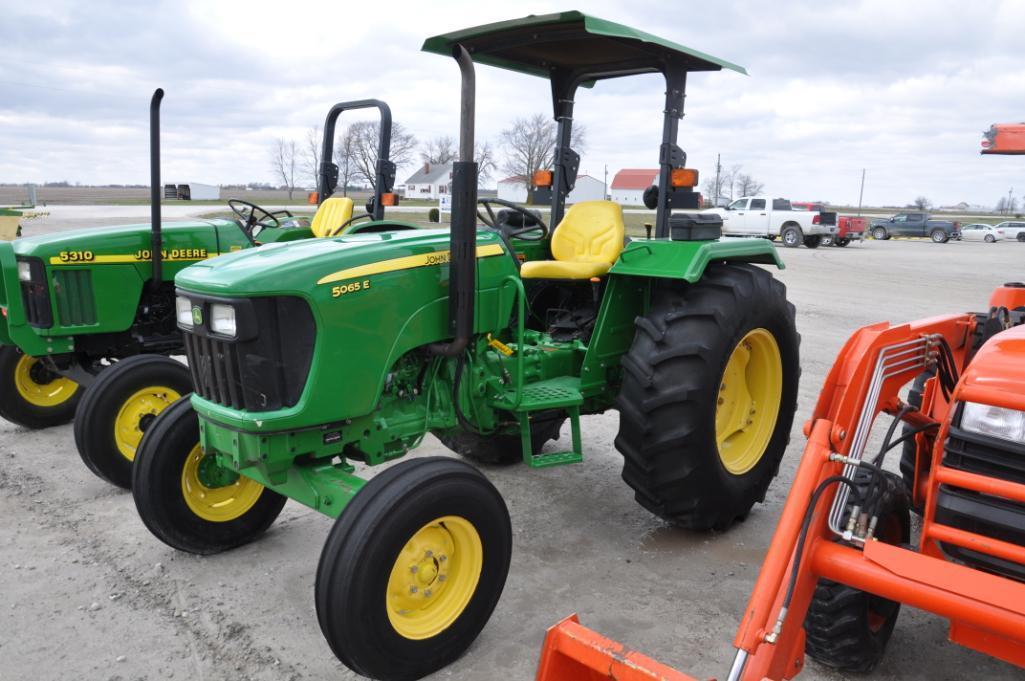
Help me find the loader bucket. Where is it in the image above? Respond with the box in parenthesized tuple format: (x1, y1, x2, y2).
(536, 615, 699, 681)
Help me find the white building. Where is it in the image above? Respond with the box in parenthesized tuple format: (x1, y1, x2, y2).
(610, 169, 658, 206)
(496, 174, 606, 204)
(402, 162, 454, 200)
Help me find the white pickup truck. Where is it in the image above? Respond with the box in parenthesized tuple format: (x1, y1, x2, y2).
(703, 196, 837, 248)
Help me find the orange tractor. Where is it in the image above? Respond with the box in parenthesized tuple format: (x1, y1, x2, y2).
(536, 126, 1025, 680)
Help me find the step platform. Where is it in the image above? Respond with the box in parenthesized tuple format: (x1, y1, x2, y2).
(491, 377, 584, 468)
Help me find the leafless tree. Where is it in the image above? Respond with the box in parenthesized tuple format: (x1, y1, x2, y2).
(996, 196, 1007, 214)
(334, 125, 359, 197)
(499, 113, 587, 203)
(349, 120, 418, 189)
(421, 135, 457, 165)
(701, 156, 730, 206)
(302, 126, 321, 189)
(475, 140, 497, 184)
(271, 138, 299, 200)
(913, 196, 932, 210)
(734, 173, 765, 197)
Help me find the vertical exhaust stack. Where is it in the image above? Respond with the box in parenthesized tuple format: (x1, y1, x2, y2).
(431, 45, 478, 357)
(149, 88, 164, 291)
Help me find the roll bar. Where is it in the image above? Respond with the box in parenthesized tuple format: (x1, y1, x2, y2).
(317, 100, 395, 220)
(149, 88, 163, 291)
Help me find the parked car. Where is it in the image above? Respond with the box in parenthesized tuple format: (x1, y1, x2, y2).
(959, 223, 1005, 242)
(994, 220, 1025, 242)
(793, 202, 867, 246)
(703, 196, 837, 248)
(869, 212, 960, 242)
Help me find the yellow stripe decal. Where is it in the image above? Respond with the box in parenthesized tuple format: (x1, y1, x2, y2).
(317, 244, 505, 285)
(48, 252, 217, 266)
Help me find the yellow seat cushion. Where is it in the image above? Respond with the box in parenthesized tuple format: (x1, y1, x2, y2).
(520, 259, 612, 279)
(310, 197, 354, 238)
(520, 200, 625, 280)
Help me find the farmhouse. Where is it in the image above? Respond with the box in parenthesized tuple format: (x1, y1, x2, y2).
(610, 169, 658, 206)
(402, 162, 454, 200)
(496, 174, 606, 204)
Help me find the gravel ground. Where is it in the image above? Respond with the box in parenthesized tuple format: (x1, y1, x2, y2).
(2, 214, 1024, 681)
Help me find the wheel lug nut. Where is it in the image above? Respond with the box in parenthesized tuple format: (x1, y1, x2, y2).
(424, 589, 432, 598)
(410, 586, 417, 594)
(425, 550, 433, 558)
(410, 566, 418, 574)
(438, 555, 446, 562)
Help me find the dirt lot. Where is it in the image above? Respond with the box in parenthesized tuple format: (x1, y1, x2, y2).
(2, 215, 1023, 681)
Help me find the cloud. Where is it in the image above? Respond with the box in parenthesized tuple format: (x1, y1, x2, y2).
(0, 0, 1022, 207)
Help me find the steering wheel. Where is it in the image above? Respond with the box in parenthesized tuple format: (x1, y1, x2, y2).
(477, 198, 549, 241)
(228, 199, 281, 243)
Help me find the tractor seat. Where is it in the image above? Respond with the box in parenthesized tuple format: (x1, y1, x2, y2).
(520, 200, 625, 279)
(310, 197, 354, 238)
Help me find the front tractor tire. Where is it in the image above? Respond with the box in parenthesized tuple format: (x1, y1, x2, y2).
(75, 354, 193, 489)
(316, 457, 512, 681)
(615, 264, 800, 531)
(132, 397, 286, 555)
(804, 470, 911, 672)
(0, 345, 81, 429)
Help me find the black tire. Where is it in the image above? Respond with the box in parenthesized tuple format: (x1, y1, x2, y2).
(781, 225, 803, 248)
(872, 226, 888, 241)
(0, 345, 81, 429)
(836, 238, 850, 247)
(820, 235, 834, 247)
(803, 235, 823, 249)
(316, 457, 511, 681)
(434, 410, 565, 464)
(1017, 233, 1025, 242)
(899, 370, 933, 513)
(132, 397, 286, 555)
(615, 264, 801, 531)
(930, 228, 949, 243)
(984, 234, 996, 243)
(75, 354, 193, 489)
(804, 469, 911, 672)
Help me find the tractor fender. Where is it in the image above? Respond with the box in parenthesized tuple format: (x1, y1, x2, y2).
(608, 238, 784, 283)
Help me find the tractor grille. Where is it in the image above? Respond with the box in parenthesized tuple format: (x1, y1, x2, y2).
(936, 424, 1025, 580)
(53, 269, 97, 326)
(180, 294, 315, 413)
(18, 257, 52, 328)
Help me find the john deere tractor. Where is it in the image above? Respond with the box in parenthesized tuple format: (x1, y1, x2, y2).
(131, 12, 800, 680)
(69, 96, 405, 490)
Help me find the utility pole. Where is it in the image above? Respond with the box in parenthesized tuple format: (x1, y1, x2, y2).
(857, 168, 866, 215)
(714, 153, 721, 206)
(1008, 187, 1014, 216)
(603, 164, 608, 200)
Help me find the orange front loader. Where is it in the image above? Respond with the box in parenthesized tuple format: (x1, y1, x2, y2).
(538, 282, 1025, 680)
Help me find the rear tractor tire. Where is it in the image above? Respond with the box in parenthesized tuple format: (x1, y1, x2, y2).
(804, 469, 911, 672)
(0, 345, 81, 429)
(615, 264, 801, 531)
(803, 235, 823, 249)
(872, 226, 888, 241)
(75, 354, 193, 489)
(132, 397, 286, 554)
(931, 228, 949, 243)
(316, 457, 511, 681)
(435, 410, 565, 465)
(781, 225, 803, 248)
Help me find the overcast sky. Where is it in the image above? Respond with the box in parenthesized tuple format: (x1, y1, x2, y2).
(1, 0, 1023, 207)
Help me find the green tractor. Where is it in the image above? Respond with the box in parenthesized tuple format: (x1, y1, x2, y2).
(0, 90, 400, 487)
(131, 11, 800, 681)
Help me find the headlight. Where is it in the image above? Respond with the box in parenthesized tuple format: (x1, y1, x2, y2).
(961, 402, 1025, 443)
(210, 303, 237, 337)
(17, 261, 32, 282)
(176, 296, 194, 327)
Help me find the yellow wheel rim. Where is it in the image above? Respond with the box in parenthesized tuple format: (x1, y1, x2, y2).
(13, 354, 79, 408)
(715, 328, 783, 475)
(180, 444, 264, 522)
(386, 516, 483, 640)
(114, 386, 182, 462)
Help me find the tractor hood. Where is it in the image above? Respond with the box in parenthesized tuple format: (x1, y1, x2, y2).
(958, 325, 1025, 410)
(175, 228, 507, 297)
(12, 219, 232, 258)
